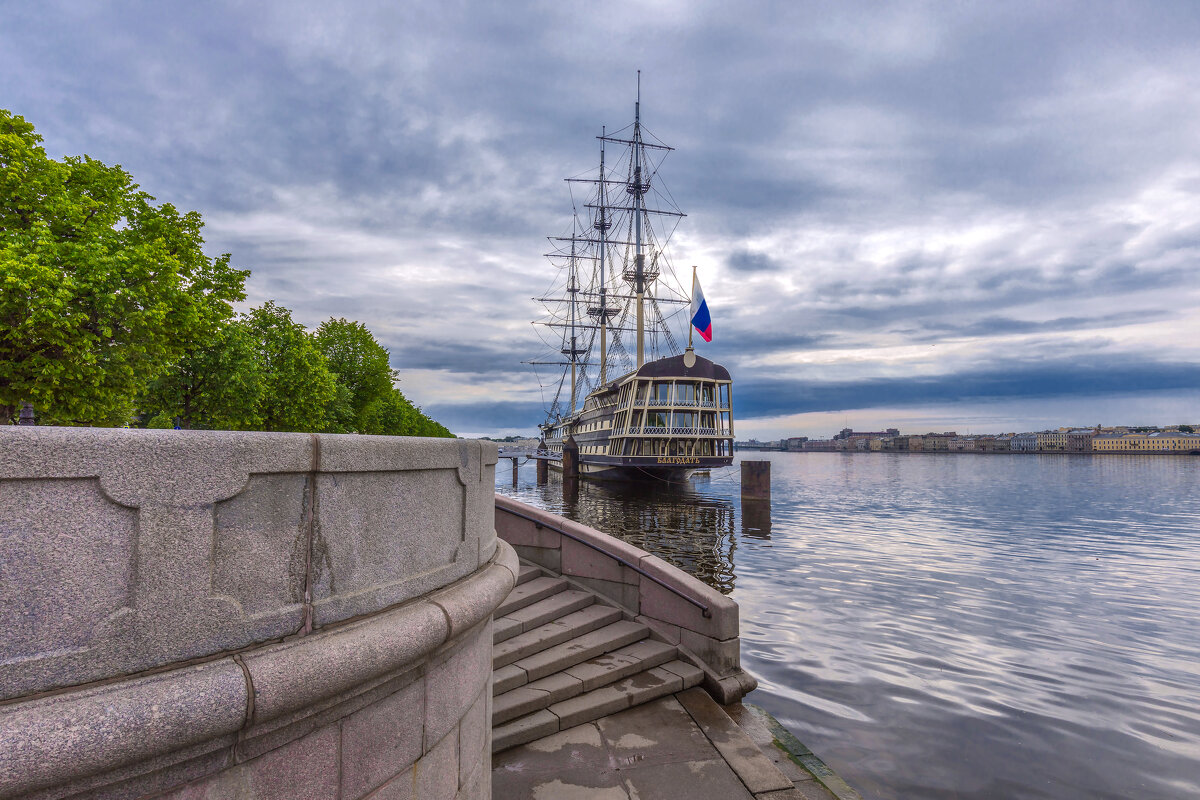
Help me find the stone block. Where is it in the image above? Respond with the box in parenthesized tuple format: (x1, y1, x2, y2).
(157, 722, 340, 800)
(522, 671, 583, 704)
(620, 757, 754, 800)
(676, 687, 793, 794)
(212, 473, 309, 619)
(493, 664, 526, 695)
(638, 555, 738, 639)
(458, 688, 489, 788)
(636, 614, 682, 645)
(19, 731, 236, 800)
(0, 659, 247, 799)
(680, 628, 742, 675)
(513, 621, 646, 683)
(340, 678, 426, 800)
(311, 468, 469, 626)
(237, 664, 423, 763)
(456, 758, 488, 800)
(425, 621, 493, 749)
(494, 513, 563, 549)
(560, 534, 642, 585)
(570, 575, 641, 612)
(491, 709, 560, 753)
(244, 599, 447, 724)
(361, 768, 415, 800)
(510, 544, 561, 573)
(595, 696, 714, 770)
(0, 477, 137, 700)
(548, 684, 630, 730)
(494, 686, 550, 726)
(415, 728, 460, 800)
(430, 549, 517, 640)
(493, 616, 523, 643)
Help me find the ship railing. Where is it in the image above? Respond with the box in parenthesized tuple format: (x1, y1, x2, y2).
(624, 426, 722, 436)
(699, 400, 717, 408)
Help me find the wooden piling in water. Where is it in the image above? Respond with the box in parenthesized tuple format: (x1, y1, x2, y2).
(741, 460, 770, 501)
(562, 437, 579, 481)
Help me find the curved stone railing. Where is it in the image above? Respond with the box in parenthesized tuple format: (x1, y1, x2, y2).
(0, 428, 510, 800)
(494, 494, 757, 705)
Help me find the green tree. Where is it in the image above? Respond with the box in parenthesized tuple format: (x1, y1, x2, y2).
(359, 388, 420, 436)
(244, 302, 337, 432)
(0, 109, 247, 425)
(138, 318, 264, 430)
(314, 317, 397, 430)
(358, 388, 453, 438)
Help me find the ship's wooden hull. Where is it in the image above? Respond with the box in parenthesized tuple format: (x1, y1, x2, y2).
(540, 353, 735, 484)
(548, 453, 732, 482)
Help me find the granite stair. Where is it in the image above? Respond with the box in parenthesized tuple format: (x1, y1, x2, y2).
(491, 561, 704, 752)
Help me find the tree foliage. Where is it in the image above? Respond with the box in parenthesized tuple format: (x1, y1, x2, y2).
(139, 319, 263, 430)
(0, 109, 247, 424)
(315, 317, 397, 431)
(243, 302, 337, 433)
(2, 109, 454, 438)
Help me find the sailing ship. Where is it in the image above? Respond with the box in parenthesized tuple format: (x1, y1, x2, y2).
(531, 78, 735, 481)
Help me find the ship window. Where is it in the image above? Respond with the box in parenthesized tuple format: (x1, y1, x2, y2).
(701, 384, 715, 405)
(675, 382, 696, 405)
(635, 382, 648, 404)
(673, 411, 695, 429)
(649, 411, 669, 427)
(651, 382, 671, 403)
(719, 384, 730, 407)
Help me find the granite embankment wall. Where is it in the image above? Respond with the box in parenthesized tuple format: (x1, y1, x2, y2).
(0, 428, 511, 800)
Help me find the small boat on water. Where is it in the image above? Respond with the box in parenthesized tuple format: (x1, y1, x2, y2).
(531, 77, 735, 482)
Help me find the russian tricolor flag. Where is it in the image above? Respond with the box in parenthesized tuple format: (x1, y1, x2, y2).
(691, 272, 712, 343)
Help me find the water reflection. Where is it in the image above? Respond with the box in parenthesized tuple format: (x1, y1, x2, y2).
(501, 467, 739, 594)
(741, 499, 772, 540)
(498, 453, 1200, 800)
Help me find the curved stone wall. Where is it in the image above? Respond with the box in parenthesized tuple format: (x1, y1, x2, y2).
(0, 428, 511, 800)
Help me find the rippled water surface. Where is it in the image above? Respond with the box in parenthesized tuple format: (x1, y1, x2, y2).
(496, 452, 1200, 800)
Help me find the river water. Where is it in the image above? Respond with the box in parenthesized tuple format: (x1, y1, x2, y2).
(495, 452, 1200, 800)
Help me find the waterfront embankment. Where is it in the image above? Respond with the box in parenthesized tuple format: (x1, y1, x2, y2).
(499, 452, 1200, 800)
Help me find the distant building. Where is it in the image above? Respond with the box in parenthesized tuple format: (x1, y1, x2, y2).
(1066, 429, 1095, 453)
(1093, 432, 1200, 453)
(1011, 433, 1038, 452)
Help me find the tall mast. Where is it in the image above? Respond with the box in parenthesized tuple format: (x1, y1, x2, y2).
(567, 221, 580, 412)
(632, 71, 646, 367)
(594, 127, 611, 386)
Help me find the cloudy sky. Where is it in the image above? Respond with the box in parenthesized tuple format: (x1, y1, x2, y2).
(5, 1, 1199, 438)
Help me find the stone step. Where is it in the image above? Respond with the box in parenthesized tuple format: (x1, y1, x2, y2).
(510, 620, 649, 685)
(495, 575, 568, 618)
(516, 564, 542, 586)
(492, 588, 595, 646)
(492, 639, 678, 724)
(492, 659, 705, 753)
(493, 604, 622, 669)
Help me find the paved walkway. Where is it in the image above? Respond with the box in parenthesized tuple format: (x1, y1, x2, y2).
(493, 688, 857, 800)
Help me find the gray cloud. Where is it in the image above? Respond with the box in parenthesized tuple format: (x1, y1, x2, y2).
(4, 1, 1200, 434)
